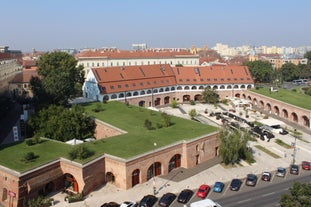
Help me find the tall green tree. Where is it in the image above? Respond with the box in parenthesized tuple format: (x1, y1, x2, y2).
(280, 182, 311, 207)
(27, 105, 96, 141)
(243, 60, 274, 83)
(218, 128, 253, 165)
(280, 63, 300, 82)
(304, 50, 311, 61)
(201, 87, 219, 104)
(30, 51, 84, 106)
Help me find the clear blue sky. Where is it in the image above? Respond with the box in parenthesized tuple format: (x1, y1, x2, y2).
(1, 0, 311, 52)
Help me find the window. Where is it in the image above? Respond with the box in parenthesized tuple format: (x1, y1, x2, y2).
(221, 78, 224, 81)
(179, 79, 183, 82)
(110, 86, 114, 89)
(193, 79, 197, 82)
(140, 82, 144, 86)
(147, 81, 150, 85)
(214, 78, 217, 81)
(154, 80, 157, 84)
(161, 80, 164, 83)
(200, 78, 204, 82)
(132, 83, 136, 86)
(186, 78, 190, 82)
(125, 84, 129, 88)
(118, 85, 122, 89)
(111, 62, 113, 66)
(207, 78, 210, 81)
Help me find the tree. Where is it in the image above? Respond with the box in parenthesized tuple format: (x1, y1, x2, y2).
(188, 109, 197, 120)
(304, 50, 311, 61)
(144, 119, 152, 130)
(30, 51, 85, 106)
(306, 87, 311, 96)
(218, 128, 254, 165)
(27, 105, 96, 142)
(201, 87, 219, 104)
(280, 182, 311, 207)
(243, 60, 274, 83)
(161, 112, 171, 127)
(280, 63, 301, 82)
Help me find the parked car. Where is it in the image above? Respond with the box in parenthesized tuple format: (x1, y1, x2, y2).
(246, 174, 258, 186)
(302, 161, 311, 170)
(158, 193, 176, 207)
(177, 189, 194, 203)
(213, 182, 225, 193)
(276, 167, 286, 177)
(120, 201, 137, 207)
(230, 179, 242, 191)
(290, 164, 299, 175)
(196, 184, 210, 198)
(279, 129, 289, 135)
(139, 195, 158, 207)
(101, 202, 120, 207)
(261, 172, 272, 182)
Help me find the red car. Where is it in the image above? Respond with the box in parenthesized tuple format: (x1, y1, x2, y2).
(302, 161, 311, 170)
(196, 184, 210, 198)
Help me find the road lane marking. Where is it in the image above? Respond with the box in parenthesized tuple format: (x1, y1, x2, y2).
(262, 192, 275, 197)
(237, 198, 251, 203)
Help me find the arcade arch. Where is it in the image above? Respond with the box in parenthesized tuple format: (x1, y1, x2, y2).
(132, 169, 140, 187)
(168, 154, 181, 172)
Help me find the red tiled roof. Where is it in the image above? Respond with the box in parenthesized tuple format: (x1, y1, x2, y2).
(77, 49, 196, 59)
(0, 53, 12, 60)
(93, 64, 176, 94)
(92, 64, 254, 94)
(9, 69, 38, 83)
(173, 65, 254, 85)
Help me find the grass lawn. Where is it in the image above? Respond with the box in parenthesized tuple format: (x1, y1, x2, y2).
(0, 101, 218, 172)
(254, 145, 281, 159)
(251, 88, 311, 110)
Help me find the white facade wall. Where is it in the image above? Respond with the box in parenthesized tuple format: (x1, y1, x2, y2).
(82, 70, 100, 101)
(78, 56, 199, 77)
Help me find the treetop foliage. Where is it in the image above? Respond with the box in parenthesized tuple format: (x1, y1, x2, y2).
(31, 51, 84, 107)
(27, 104, 96, 142)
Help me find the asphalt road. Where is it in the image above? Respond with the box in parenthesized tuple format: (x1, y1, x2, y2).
(216, 173, 311, 207)
(154, 170, 311, 207)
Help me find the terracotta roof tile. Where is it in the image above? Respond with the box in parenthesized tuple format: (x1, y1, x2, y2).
(173, 65, 254, 85)
(93, 64, 176, 94)
(91, 64, 254, 95)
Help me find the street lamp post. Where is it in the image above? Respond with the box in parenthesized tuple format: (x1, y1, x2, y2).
(153, 142, 157, 195)
(292, 129, 297, 165)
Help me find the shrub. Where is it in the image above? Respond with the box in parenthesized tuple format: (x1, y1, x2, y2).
(221, 99, 228, 105)
(68, 145, 94, 160)
(92, 102, 104, 112)
(65, 193, 83, 203)
(22, 152, 38, 162)
(156, 123, 163, 129)
(292, 88, 297, 92)
(171, 100, 177, 108)
(28, 196, 54, 207)
(25, 139, 35, 146)
(144, 119, 153, 130)
(190, 100, 195, 105)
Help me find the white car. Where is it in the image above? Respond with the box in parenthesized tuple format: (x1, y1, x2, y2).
(120, 201, 137, 207)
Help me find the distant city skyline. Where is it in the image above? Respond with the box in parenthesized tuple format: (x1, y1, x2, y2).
(1, 0, 311, 52)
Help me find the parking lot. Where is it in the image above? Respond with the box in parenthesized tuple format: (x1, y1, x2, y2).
(52, 102, 311, 207)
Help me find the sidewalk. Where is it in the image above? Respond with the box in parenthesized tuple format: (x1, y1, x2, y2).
(51, 103, 311, 207)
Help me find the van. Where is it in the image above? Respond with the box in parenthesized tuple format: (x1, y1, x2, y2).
(190, 199, 222, 207)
